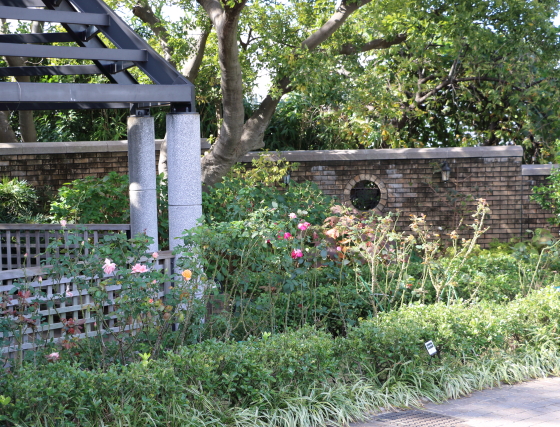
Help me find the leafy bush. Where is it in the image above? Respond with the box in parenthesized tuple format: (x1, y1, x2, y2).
(202, 153, 333, 225)
(531, 167, 560, 225)
(49, 172, 170, 247)
(0, 177, 40, 223)
(3, 289, 560, 426)
(49, 171, 129, 224)
(176, 200, 494, 339)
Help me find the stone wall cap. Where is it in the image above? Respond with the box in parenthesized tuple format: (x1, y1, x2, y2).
(240, 145, 523, 162)
(1, 138, 210, 155)
(522, 164, 559, 176)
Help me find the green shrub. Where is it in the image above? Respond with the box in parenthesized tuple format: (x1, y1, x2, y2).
(0, 177, 40, 223)
(202, 154, 333, 225)
(49, 172, 169, 247)
(49, 171, 129, 224)
(4, 289, 560, 426)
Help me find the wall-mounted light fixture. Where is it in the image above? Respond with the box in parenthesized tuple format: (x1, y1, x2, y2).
(441, 161, 451, 183)
(282, 172, 291, 185)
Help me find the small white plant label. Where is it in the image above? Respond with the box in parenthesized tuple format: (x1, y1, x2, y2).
(425, 340, 437, 356)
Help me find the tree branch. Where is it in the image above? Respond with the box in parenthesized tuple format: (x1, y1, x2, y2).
(132, 1, 175, 66)
(302, 0, 372, 51)
(197, 0, 225, 26)
(181, 29, 211, 83)
(339, 33, 407, 55)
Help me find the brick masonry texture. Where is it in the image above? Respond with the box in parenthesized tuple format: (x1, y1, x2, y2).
(0, 143, 557, 247)
(282, 156, 558, 247)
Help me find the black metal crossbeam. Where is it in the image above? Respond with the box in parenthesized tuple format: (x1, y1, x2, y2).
(0, 65, 102, 77)
(0, 0, 195, 111)
(0, 33, 74, 44)
(41, 0, 138, 85)
(1, 0, 45, 6)
(0, 82, 193, 104)
(0, 102, 164, 110)
(70, 0, 191, 87)
(0, 6, 109, 26)
(0, 43, 147, 62)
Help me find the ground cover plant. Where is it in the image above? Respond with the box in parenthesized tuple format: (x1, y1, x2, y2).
(3, 290, 560, 426)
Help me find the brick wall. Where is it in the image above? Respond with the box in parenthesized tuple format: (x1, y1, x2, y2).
(240, 147, 558, 247)
(0, 141, 131, 188)
(0, 140, 209, 189)
(1, 142, 557, 246)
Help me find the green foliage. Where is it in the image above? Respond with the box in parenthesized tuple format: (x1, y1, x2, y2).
(34, 109, 129, 142)
(203, 154, 333, 225)
(176, 200, 495, 338)
(531, 167, 560, 225)
(4, 289, 560, 426)
(49, 172, 129, 224)
(0, 177, 40, 223)
(49, 172, 169, 247)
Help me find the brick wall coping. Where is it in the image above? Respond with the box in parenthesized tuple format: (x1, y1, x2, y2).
(0, 139, 209, 155)
(239, 145, 523, 162)
(522, 164, 559, 176)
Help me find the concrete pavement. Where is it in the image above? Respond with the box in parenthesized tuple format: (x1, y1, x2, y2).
(351, 376, 560, 427)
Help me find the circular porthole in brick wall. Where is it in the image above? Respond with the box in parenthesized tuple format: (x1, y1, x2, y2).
(350, 180, 381, 210)
(343, 174, 387, 212)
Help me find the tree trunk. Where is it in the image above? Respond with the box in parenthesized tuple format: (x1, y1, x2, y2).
(199, 0, 373, 186)
(158, 134, 167, 178)
(0, 111, 17, 142)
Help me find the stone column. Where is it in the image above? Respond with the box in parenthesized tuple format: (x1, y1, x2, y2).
(166, 112, 202, 253)
(127, 114, 158, 252)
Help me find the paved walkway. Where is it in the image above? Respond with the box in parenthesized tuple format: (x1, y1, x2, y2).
(351, 376, 560, 427)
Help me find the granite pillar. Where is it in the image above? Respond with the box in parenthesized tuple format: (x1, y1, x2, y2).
(166, 112, 202, 253)
(127, 115, 158, 252)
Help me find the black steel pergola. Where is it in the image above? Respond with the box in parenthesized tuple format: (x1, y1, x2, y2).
(0, 0, 195, 114)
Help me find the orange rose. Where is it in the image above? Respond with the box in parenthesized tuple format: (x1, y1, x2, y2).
(181, 269, 192, 281)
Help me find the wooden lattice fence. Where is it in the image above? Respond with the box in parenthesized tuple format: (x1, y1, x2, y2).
(0, 224, 131, 271)
(0, 225, 175, 358)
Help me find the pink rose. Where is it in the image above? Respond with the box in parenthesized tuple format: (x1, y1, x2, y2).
(131, 263, 148, 274)
(284, 232, 292, 239)
(152, 252, 159, 259)
(289, 213, 297, 219)
(46, 352, 59, 362)
(60, 220, 67, 227)
(103, 258, 116, 275)
(291, 249, 304, 259)
(297, 222, 311, 231)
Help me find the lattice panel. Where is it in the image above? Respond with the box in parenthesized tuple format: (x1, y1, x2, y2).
(0, 225, 130, 271)
(0, 250, 173, 357)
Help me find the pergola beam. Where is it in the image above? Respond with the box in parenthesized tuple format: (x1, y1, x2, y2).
(0, 64, 103, 77)
(0, 5, 109, 26)
(0, 102, 161, 110)
(0, 0, 46, 6)
(0, 43, 146, 62)
(70, 0, 191, 87)
(0, 82, 193, 106)
(0, 33, 75, 44)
